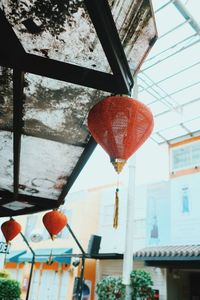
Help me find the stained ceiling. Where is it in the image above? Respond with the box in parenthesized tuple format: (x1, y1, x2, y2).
(0, 0, 157, 216)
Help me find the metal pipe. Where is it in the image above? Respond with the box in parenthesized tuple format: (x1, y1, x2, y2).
(25, 255, 35, 300)
(66, 224, 85, 255)
(77, 256, 85, 300)
(173, 0, 200, 35)
(20, 233, 35, 300)
(66, 224, 86, 299)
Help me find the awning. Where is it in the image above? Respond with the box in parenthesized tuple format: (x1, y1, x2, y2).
(134, 245, 200, 268)
(11, 248, 72, 264)
(6, 250, 27, 262)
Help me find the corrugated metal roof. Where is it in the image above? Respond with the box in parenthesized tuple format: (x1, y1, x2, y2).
(134, 245, 200, 260)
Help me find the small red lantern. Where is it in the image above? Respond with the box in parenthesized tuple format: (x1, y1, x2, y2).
(1, 218, 22, 243)
(88, 95, 154, 173)
(42, 210, 67, 240)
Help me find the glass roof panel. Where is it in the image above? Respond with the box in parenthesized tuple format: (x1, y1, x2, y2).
(171, 82, 200, 105)
(2, 0, 157, 77)
(159, 125, 187, 141)
(140, 0, 200, 145)
(142, 37, 200, 80)
(0, 131, 13, 192)
(154, 110, 182, 131)
(181, 101, 200, 120)
(148, 101, 169, 115)
(0, 67, 13, 131)
(137, 88, 157, 105)
(152, 2, 184, 36)
(2, 0, 109, 72)
(185, 0, 200, 22)
(151, 133, 164, 144)
(19, 135, 84, 199)
(185, 117, 200, 133)
(146, 21, 194, 60)
(158, 61, 200, 95)
(23, 73, 108, 145)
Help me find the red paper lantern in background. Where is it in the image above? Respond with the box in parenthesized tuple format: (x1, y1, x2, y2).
(43, 210, 67, 240)
(1, 218, 22, 243)
(88, 95, 154, 173)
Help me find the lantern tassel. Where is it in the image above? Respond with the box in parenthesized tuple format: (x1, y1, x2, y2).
(113, 188, 119, 229)
(50, 234, 56, 241)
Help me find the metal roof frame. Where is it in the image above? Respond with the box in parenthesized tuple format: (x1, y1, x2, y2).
(138, 0, 200, 145)
(0, 0, 157, 217)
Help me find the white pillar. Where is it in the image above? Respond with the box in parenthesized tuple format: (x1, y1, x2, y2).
(122, 155, 136, 299)
(122, 79, 138, 299)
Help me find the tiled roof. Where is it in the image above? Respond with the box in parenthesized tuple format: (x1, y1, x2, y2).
(134, 245, 200, 260)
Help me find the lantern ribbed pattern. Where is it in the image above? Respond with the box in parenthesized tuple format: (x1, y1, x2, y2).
(1, 219, 21, 243)
(43, 210, 67, 239)
(88, 95, 154, 164)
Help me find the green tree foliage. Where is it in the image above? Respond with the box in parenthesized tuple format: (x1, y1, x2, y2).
(96, 276, 125, 300)
(0, 277, 21, 300)
(130, 269, 154, 300)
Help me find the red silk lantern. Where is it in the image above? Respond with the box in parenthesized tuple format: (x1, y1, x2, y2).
(88, 95, 154, 228)
(43, 210, 67, 240)
(88, 95, 154, 173)
(1, 218, 21, 243)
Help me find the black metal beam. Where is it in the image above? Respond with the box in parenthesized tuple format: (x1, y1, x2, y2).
(0, 189, 58, 206)
(0, 190, 60, 217)
(58, 137, 97, 204)
(0, 9, 25, 61)
(13, 70, 24, 200)
(84, 0, 134, 95)
(22, 53, 121, 93)
(0, 9, 129, 94)
(0, 51, 123, 94)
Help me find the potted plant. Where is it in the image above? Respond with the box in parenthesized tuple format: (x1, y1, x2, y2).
(130, 269, 154, 300)
(96, 276, 125, 300)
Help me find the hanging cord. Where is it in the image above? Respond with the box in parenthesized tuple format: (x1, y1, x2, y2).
(113, 175, 120, 229)
(47, 249, 53, 265)
(3, 242, 10, 269)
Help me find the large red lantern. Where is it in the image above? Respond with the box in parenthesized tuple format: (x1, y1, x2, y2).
(43, 210, 67, 240)
(88, 95, 154, 173)
(88, 95, 154, 228)
(1, 218, 22, 243)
